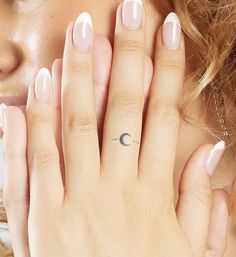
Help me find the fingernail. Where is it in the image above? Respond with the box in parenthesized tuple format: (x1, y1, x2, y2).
(205, 140, 225, 176)
(0, 104, 7, 132)
(162, 12, 181, 51)
(34, 68, 51, 104)
(73, 12, 93, 53)
(122, 0, 143, 30)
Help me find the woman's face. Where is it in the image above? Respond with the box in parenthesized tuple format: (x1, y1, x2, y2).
(0, 0, 233, 190)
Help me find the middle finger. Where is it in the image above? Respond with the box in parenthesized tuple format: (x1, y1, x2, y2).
(101, 0, 145, 182)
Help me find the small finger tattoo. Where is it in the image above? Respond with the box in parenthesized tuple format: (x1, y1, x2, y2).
(112, 133, 140, 147)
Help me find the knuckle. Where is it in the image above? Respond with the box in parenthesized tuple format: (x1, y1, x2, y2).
(150, 189, 174, 214)
(67, 112, 96, 135)
(158, 60, 183, 73)
(139, 181, 174, 214)
(32, 152, 59, 170)
(181, 186, 212, 209)
(195, 188, 213, 209)
(110, 93, 144, 117)
(120, 183, 136, 206)
(117, 39, 143, 52)
(67, 60, 91, 74)
(28, 112, 51, 126)
(149, 100, 180, 125)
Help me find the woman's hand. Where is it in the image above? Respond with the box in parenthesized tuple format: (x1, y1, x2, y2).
(51, 35, 153, 184)
(2, 1, 230, 257)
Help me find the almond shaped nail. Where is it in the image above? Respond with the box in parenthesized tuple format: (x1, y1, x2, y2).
(73, 12, 93, 53)
(122, 0, 143, 30)
(205, 140, 225, 176)
(34, 68, 51, 104)
(162, 12, 181, 51)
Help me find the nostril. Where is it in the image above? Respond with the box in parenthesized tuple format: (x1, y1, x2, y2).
(0, 44, 21, 77)
(0, 55, 19, 74)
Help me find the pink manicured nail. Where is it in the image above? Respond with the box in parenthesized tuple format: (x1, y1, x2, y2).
(73, 12, 93, 53)
(0, 103, 7, 131)
(34, 68, 51, 104)
(205, 140, 225, 176)
(162, 12, 181, 51)
(122, 0, 143, 30)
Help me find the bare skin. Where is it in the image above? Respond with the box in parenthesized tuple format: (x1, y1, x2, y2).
(0, 0, 235, 256)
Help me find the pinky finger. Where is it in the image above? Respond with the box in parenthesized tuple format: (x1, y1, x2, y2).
(2, 106, 30, 257)
(206, 189, 230, 257)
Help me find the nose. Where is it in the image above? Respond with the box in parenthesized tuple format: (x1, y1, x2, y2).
(0, 43, 21, 79)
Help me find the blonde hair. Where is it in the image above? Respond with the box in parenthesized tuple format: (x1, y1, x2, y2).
(1, 0, 236, 256)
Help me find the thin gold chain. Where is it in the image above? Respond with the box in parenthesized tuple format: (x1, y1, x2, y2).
(213, 86, 231, 144)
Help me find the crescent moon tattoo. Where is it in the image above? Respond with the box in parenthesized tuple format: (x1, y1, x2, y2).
(119, 133, 132, 146)
(111, 133, 140, 146)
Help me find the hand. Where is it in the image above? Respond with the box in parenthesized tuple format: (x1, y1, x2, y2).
(51, 35, 153, 184)
(1, 25, 154, 257)
(2, 1, 229, 257)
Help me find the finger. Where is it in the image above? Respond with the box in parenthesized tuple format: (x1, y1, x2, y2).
(26, 68, 63, 207)
(176, 141, 225, 257)
(2, 106, 30, 257)
(101, 0, 145, 181)
(139, 13, 185, 190)
(52, 59, 65, 184)
(62, 13, 100, 197)
(52, 59, 63, 144)
(93, 34, 112, 143)
(206, 189, 229, 257)
(51, 36, 112, 180)
(95, 47, 152, 142)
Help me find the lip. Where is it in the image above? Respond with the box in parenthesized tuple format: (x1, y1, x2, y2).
(0, 95, 27, 107)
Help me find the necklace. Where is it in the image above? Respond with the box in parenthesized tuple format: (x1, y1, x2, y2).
(213, 86, 231, 145)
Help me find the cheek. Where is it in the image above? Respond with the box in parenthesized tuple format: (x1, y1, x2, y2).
(13, 19, 65, 92)
(12, 0, 113, 80)
(22, 17, 67, 67)
(15, 2, 79, 73)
